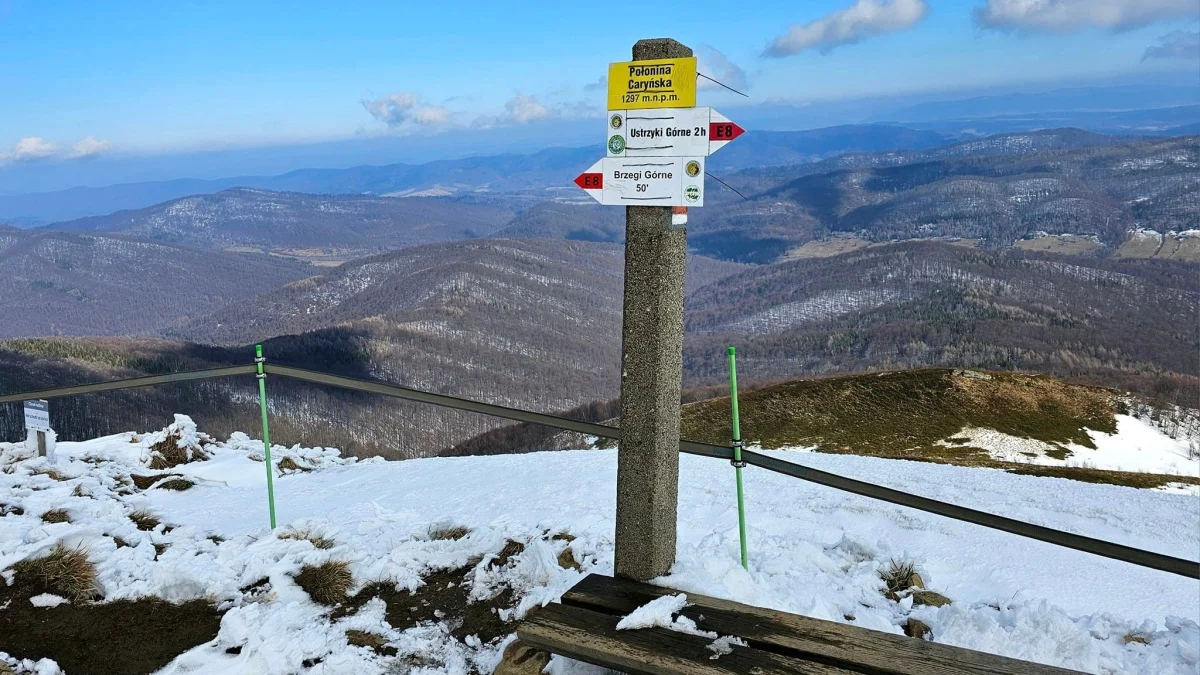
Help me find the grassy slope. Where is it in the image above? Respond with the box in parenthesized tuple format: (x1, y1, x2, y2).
(679, 368, 1198, 489)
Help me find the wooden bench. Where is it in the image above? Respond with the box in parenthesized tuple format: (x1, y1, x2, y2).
(517, 574, 1081, 675)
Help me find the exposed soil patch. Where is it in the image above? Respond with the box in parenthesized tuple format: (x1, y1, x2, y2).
(0, 567, 222, 675)
(336, 566, 515, 644)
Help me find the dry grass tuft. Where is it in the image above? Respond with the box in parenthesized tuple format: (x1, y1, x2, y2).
(41, 508, 71, 524)
(880, 558, 919, 600)
(429, 525, 470, 541)
(131, 474, 163, 490)
(32, 468, 69, 481)
(147, 434, 208, 470)
(71, 484, 91, 498)
(12, 544, 99, 603)
(157, 478, 195, 491)
(0, 503, 24, 516)
(279, 528, 335, 550)
(276, 456, 311, 473)
(492, 540, 525, 567)
(129, 509, 161, 531)
(294, 560, 353, 605)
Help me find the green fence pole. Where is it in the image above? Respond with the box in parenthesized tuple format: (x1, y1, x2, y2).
(728, 346, 748, 570)
(255, 345, 277, 529)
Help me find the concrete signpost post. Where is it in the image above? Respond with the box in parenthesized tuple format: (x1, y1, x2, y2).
(23, 399, 52, 458)
(576, 39, 744, 581)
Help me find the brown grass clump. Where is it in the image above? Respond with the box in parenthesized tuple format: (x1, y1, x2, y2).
(32, 468, 69, 481)
(148, 435, 208, 470)
(294, 561, 353, 605)
(428, 525, 470, 541)
(131, 474, 162, 490)
(71, 484, 91, 498)
(493, 540, 525, 567)
(879, 559, 920, 600)
(12, 544, 98, 603)
(277, 457, 311, 473)
(41, 508, 71, 524)
(157, 478, 195, 491)
(130, 509, 161, 531)
(131, 474, 193, 490)
(278, 528, 335, 550)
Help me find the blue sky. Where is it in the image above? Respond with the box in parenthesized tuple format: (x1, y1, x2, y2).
(1, 0, 1197, 182)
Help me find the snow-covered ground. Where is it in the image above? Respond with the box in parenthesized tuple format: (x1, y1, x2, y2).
(937, 415, 1200, 478)
(2, 416, 1198, 674)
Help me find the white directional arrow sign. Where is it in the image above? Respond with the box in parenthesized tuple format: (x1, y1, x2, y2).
(606, 107, 744, 158)
(574, 156, 705, 207)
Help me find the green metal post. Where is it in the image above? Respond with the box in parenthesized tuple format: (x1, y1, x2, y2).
(255, 345, 277, 529)
(728, 347, 748, 570)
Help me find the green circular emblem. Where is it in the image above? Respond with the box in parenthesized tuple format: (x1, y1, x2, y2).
(608, 135, 626, 154)
(684, 185, 701, 203)
(610, 114, 623, 129)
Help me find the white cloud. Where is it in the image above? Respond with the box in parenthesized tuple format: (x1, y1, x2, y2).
(504, 94, 552, 123)
(583, 76, 607, 92)
(0, 137, 57, 165)
(975, 0, 1197, 33)
(764, 0, 929, 57)
(11, 137, 57, 160)
(71, 136, 112, 158)
(473, 94, 558, 128)
(1144, 29, 1200, 59)
(0, 136, 115, 165)
(361, 92, 452, 128)
(696, 46, 749, 93)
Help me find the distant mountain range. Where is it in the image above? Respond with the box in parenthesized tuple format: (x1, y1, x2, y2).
(2, 127, 1192, 345)
(482, 129, 1200, 263)
(0, 227, 312, 338)
(44, 188, 517, 256)
(0, 124, 960, 226)
(688, 130, 1197, 262)
(2, 238, 1193, 459)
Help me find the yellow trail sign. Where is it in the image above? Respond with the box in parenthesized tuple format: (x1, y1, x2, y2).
(607, 56, 697, 110)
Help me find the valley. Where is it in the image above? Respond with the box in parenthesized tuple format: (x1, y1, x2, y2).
(0, 125, 1196, 466)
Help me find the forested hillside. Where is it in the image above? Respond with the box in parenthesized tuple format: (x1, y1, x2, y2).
(2, 238, 1193, 458)
(45, 188, 517, 256)
(0, 227, 312, 338)
(0, 239, 747, 457)
(688, 132, 1197, 262)
(684, 241, 1198, 403)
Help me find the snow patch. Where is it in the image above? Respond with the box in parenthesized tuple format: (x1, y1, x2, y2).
(28, 593, 68, 608)
(1, 420, 1197, 674)
(940, 416, 1199, 477)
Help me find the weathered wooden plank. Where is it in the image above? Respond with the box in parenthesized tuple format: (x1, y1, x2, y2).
(561, 574, 1082, 675)
(518, 602, 860, 675)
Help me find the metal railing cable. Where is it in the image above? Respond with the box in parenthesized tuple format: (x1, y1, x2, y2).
(734, 449, 1198, 578)
(0, 365, 257, 405)
(1, 363, 1196, 579)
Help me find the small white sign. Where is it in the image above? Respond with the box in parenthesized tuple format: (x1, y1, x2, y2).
(574, 156, 705, 207)
(606, 107, 745, 158)
(24, 399, 51, 433)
